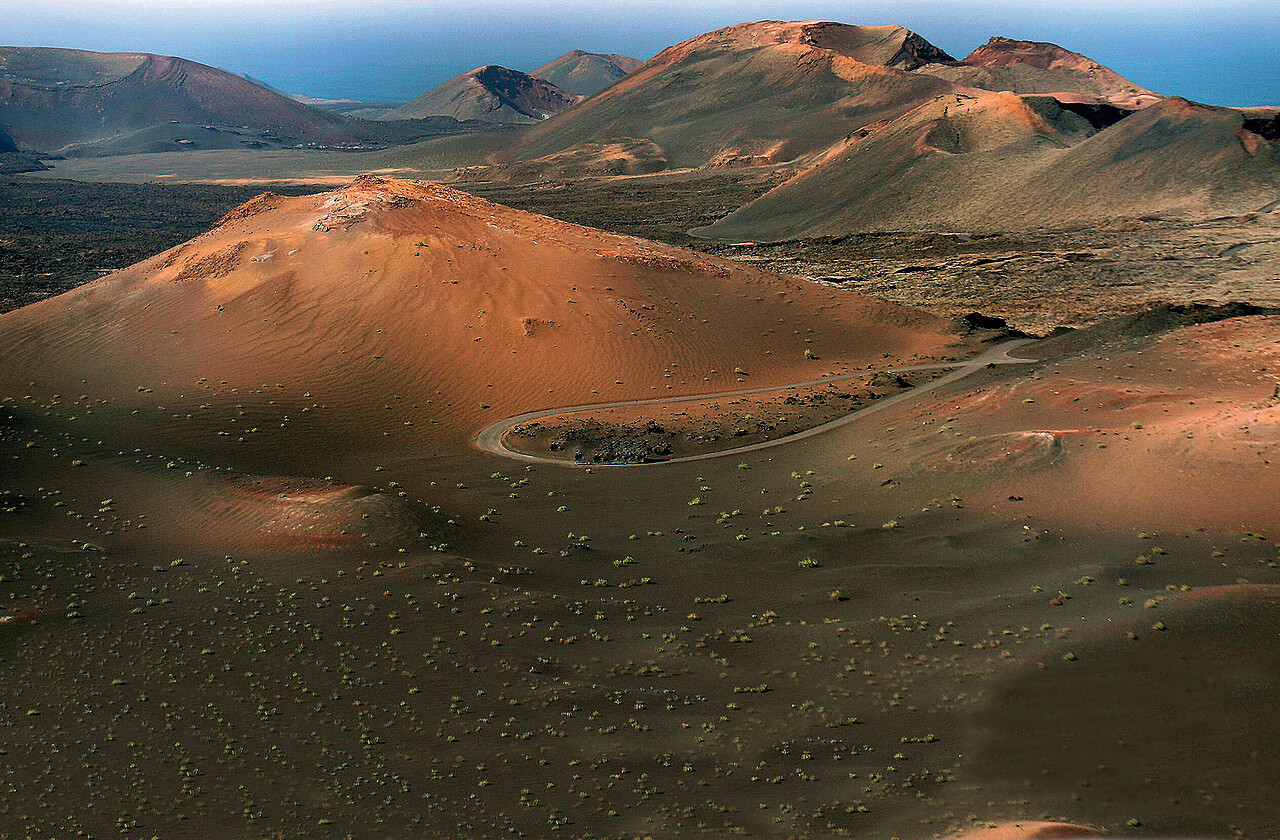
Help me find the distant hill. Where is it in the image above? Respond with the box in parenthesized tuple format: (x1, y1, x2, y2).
(0, 124, 15, 153)
(382, 65, 581, 124)
(0, 47, 505, 156)
(505, 20, 957, 171)
(696, 95, 1280, 238)
(529, 50, 643, 96)
(916, 37, 1161, 109)
(0, 46, 366, 153)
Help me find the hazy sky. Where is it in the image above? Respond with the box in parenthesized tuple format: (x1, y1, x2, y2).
(3, 0, 1278, 106)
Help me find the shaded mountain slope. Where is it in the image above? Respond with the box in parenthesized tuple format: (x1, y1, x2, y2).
(506, 20, 959, 170)
(383, 65, 581, 124)
(0, 46, 359, 152)
(698, 95, 1280, 239)
(529, 50, 644, 96)
(918, 37, 1161, 109)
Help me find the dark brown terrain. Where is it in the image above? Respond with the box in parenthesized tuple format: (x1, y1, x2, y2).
(2, 16, 1280, 840)
(2, 175, 1279, 840)
(0, 124, 44, 173)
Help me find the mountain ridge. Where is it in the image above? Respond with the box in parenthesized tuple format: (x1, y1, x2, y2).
(506, 20, 959, 170)
(916, 36, 1162, 109)
(383, 65, 581, 124)
(0, 46, 357, 151)
(696, 94, 1280, 238)
(529, 50, 643, 96)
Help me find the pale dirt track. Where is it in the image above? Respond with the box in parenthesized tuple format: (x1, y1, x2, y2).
(476, 338, 1037, 466)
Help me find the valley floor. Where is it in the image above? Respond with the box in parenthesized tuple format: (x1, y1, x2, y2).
(464, 175, 1280, 335)
(13, 166, 1280, 335)
(1, 167, 1278, 840)
(4, 308, 1279, 840)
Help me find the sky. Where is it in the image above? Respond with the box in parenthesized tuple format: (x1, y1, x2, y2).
(2, 0, 1278, 106)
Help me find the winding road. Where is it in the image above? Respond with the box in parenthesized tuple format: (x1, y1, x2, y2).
(476, 339, 1038, 467)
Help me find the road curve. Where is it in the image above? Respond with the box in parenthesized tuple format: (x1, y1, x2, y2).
(475, 339, 1038, 467)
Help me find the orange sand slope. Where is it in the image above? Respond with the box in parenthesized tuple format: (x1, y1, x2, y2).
(0, 176, 967, 453)
(814, 313, 1280, 531)
(918, 37, 1160, 110)
(946, 823, 1100, 840)
(508, 20, 957, 170)
(699, 95, 1280, 239)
